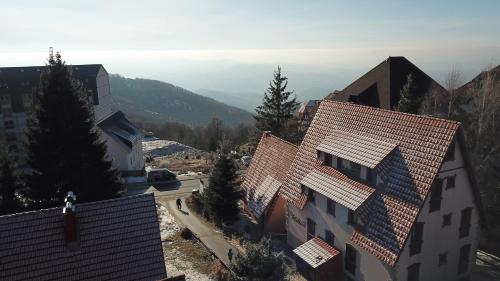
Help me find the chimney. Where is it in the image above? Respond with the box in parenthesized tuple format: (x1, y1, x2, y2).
(263, 131, 271, 137)
(63, 191, 79, 250)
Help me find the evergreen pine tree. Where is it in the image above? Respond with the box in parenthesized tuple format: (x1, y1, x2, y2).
(254, 66, 300, 141)
(230, 237, 288, 281)
(396, 73, 422, 114)
(26, 52, 122, 208)
(0, 144, 20, 214)
(203, 154, 241, 224)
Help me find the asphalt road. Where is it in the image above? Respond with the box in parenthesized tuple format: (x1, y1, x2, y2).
(126, 174, 208, 197)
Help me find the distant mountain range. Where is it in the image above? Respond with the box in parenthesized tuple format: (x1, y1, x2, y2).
(197, 87, 332, 112)
(110, 75, 254, 126)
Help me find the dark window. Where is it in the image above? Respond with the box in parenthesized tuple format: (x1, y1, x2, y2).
(347, 209, 356, 226)
(5, 133, 16, 142)
(345, 244, 357, 275)
(429, 179, 443, 212)
(458, 244, 471, 274)
(4, 120, 14, 129)
(459, 207, 472, 239)
(325, 230, 334, 246)
(439, 252, 448, 266)
(324, 153, 332, 167)
(445, 141, 455, 162)
(442, 213, 452, 227)
(366, 168, 377, 187)
(407, 263, 420, 281)
(409, 222, 424, 256)
(327, 198, 336, 216)
(307, 218, 316, 240)
(308, 189, 316, 205)
(446, 175, 456, 190)
(340, 159, 361, 180)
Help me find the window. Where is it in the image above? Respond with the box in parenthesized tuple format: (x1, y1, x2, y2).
(439, 252, 448, 266)
(407, 263, 420, 281)
(327, 198, 336, 216)
(340, 159, 361, 180)
(459, 207, 472, 239)
(325, 230, 334, 246)
(458, 244, 471, 274)
(5, 133, 16, 142)
(324, 153, 332, 167)
(445, 141, 455, 162)
(347, 209, 356, 226)
(345, 244, 357, 275)
(442, 213, 452, 227)
(446, 175, 456, 190)
(366, 168, 377, 187)
(409, 222, 424, 256)
(4, 120, 14, 129)
(429, 178, 443, 212)
(307, 218, 316, 240)
(308, 189, 316, 205)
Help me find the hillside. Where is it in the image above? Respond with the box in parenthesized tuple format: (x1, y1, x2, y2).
(109, 75, 254, 126)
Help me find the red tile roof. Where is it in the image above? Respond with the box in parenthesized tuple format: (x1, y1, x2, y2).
(0, 194, 166, 281)
(242, 132, 298, 218)
(293, 237, 340, 268)
(281, 100, 463, 266)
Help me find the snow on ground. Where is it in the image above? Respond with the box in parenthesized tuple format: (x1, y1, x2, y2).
(157, 204, 180, 240)
(143, 139, 202, 159)
(157, 204, 213, 281)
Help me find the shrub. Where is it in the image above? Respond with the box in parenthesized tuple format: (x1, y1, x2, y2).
(180, 227, 193, 239)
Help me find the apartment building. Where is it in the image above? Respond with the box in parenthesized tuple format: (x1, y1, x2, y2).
(280, 101, 482, 281)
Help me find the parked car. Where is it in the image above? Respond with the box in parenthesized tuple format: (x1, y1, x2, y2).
(146, 168, 176, 183)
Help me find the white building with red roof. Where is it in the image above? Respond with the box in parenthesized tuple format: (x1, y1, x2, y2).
(280, 100, 482, 281)
(241, 131, 298, 234)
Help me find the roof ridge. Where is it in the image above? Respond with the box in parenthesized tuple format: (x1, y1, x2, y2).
(322, 100, 462, 127)
(262, 133, 299, 149)
(0, 194, 154, 218)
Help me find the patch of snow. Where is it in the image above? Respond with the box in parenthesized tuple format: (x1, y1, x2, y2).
(143, 139, 202, 159)
(157, 204, 180, 240)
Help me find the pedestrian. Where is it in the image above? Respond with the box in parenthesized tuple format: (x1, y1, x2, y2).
(176, 198, 182, 210)
(227, 248, 233, 263)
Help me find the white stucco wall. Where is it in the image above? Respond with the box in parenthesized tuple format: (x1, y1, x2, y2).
(396, 139, 479, 281)
(287, 139, 479, 281)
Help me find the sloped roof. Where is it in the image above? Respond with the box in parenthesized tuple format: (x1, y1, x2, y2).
(0, 193, 167, 281)
(293, 237, 340, 268)
(98, 110, 142, 150)
(325, 57, 445, 110)
(281, 100, 465, 266)
(317, 129, 398, 169)
(301, 163, 375, 210)
(242, 133, 298, 219)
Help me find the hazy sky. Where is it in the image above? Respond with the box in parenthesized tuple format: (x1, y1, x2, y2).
(1, 0, 499, 93)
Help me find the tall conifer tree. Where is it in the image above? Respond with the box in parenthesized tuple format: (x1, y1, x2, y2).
(254, 66, 300, 141)
(396, 73, 422, 114)
(0, 143, 20, 214)
(203, 155, 241, 224)
(26, 52, 122, 207)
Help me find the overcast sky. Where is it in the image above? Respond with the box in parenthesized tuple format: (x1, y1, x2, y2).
(1, 0, 499, 92)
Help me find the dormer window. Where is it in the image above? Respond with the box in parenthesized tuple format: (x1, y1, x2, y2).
(340, 159, 361, 180)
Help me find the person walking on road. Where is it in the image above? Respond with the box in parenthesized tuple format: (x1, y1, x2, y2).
(227, 248, 233, 263)
(176, 198, 182, 210)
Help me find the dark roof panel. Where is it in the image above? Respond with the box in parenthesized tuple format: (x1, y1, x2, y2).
(0, 193, 167, 281)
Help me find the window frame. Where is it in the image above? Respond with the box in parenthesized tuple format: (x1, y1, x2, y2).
(347, 209, 356, 226)
(459, 207, 472, 239)
(439, 252, 448, 266)
(429, 178, 443, 212)
(409, 222, 424, 256)
(306, 218, 316, 240)
(458, 244, 471, 274)
(442, 213, 452, 227)
(324, 230, 335, 247)
(345, 244, 357, 275)
(407, 263, 420, 281)
(446, 175, 456, 190)
(327, 198, 336, 217)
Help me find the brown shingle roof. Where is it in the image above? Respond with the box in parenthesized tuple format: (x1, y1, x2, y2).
(0, 193, 167, 281)
(242, 133, 298, 218)
(281, 100, 463, 266)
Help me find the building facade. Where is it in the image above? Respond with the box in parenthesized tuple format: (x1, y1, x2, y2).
(0, 64, 144, 175)
(280, 101, 482, 281)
